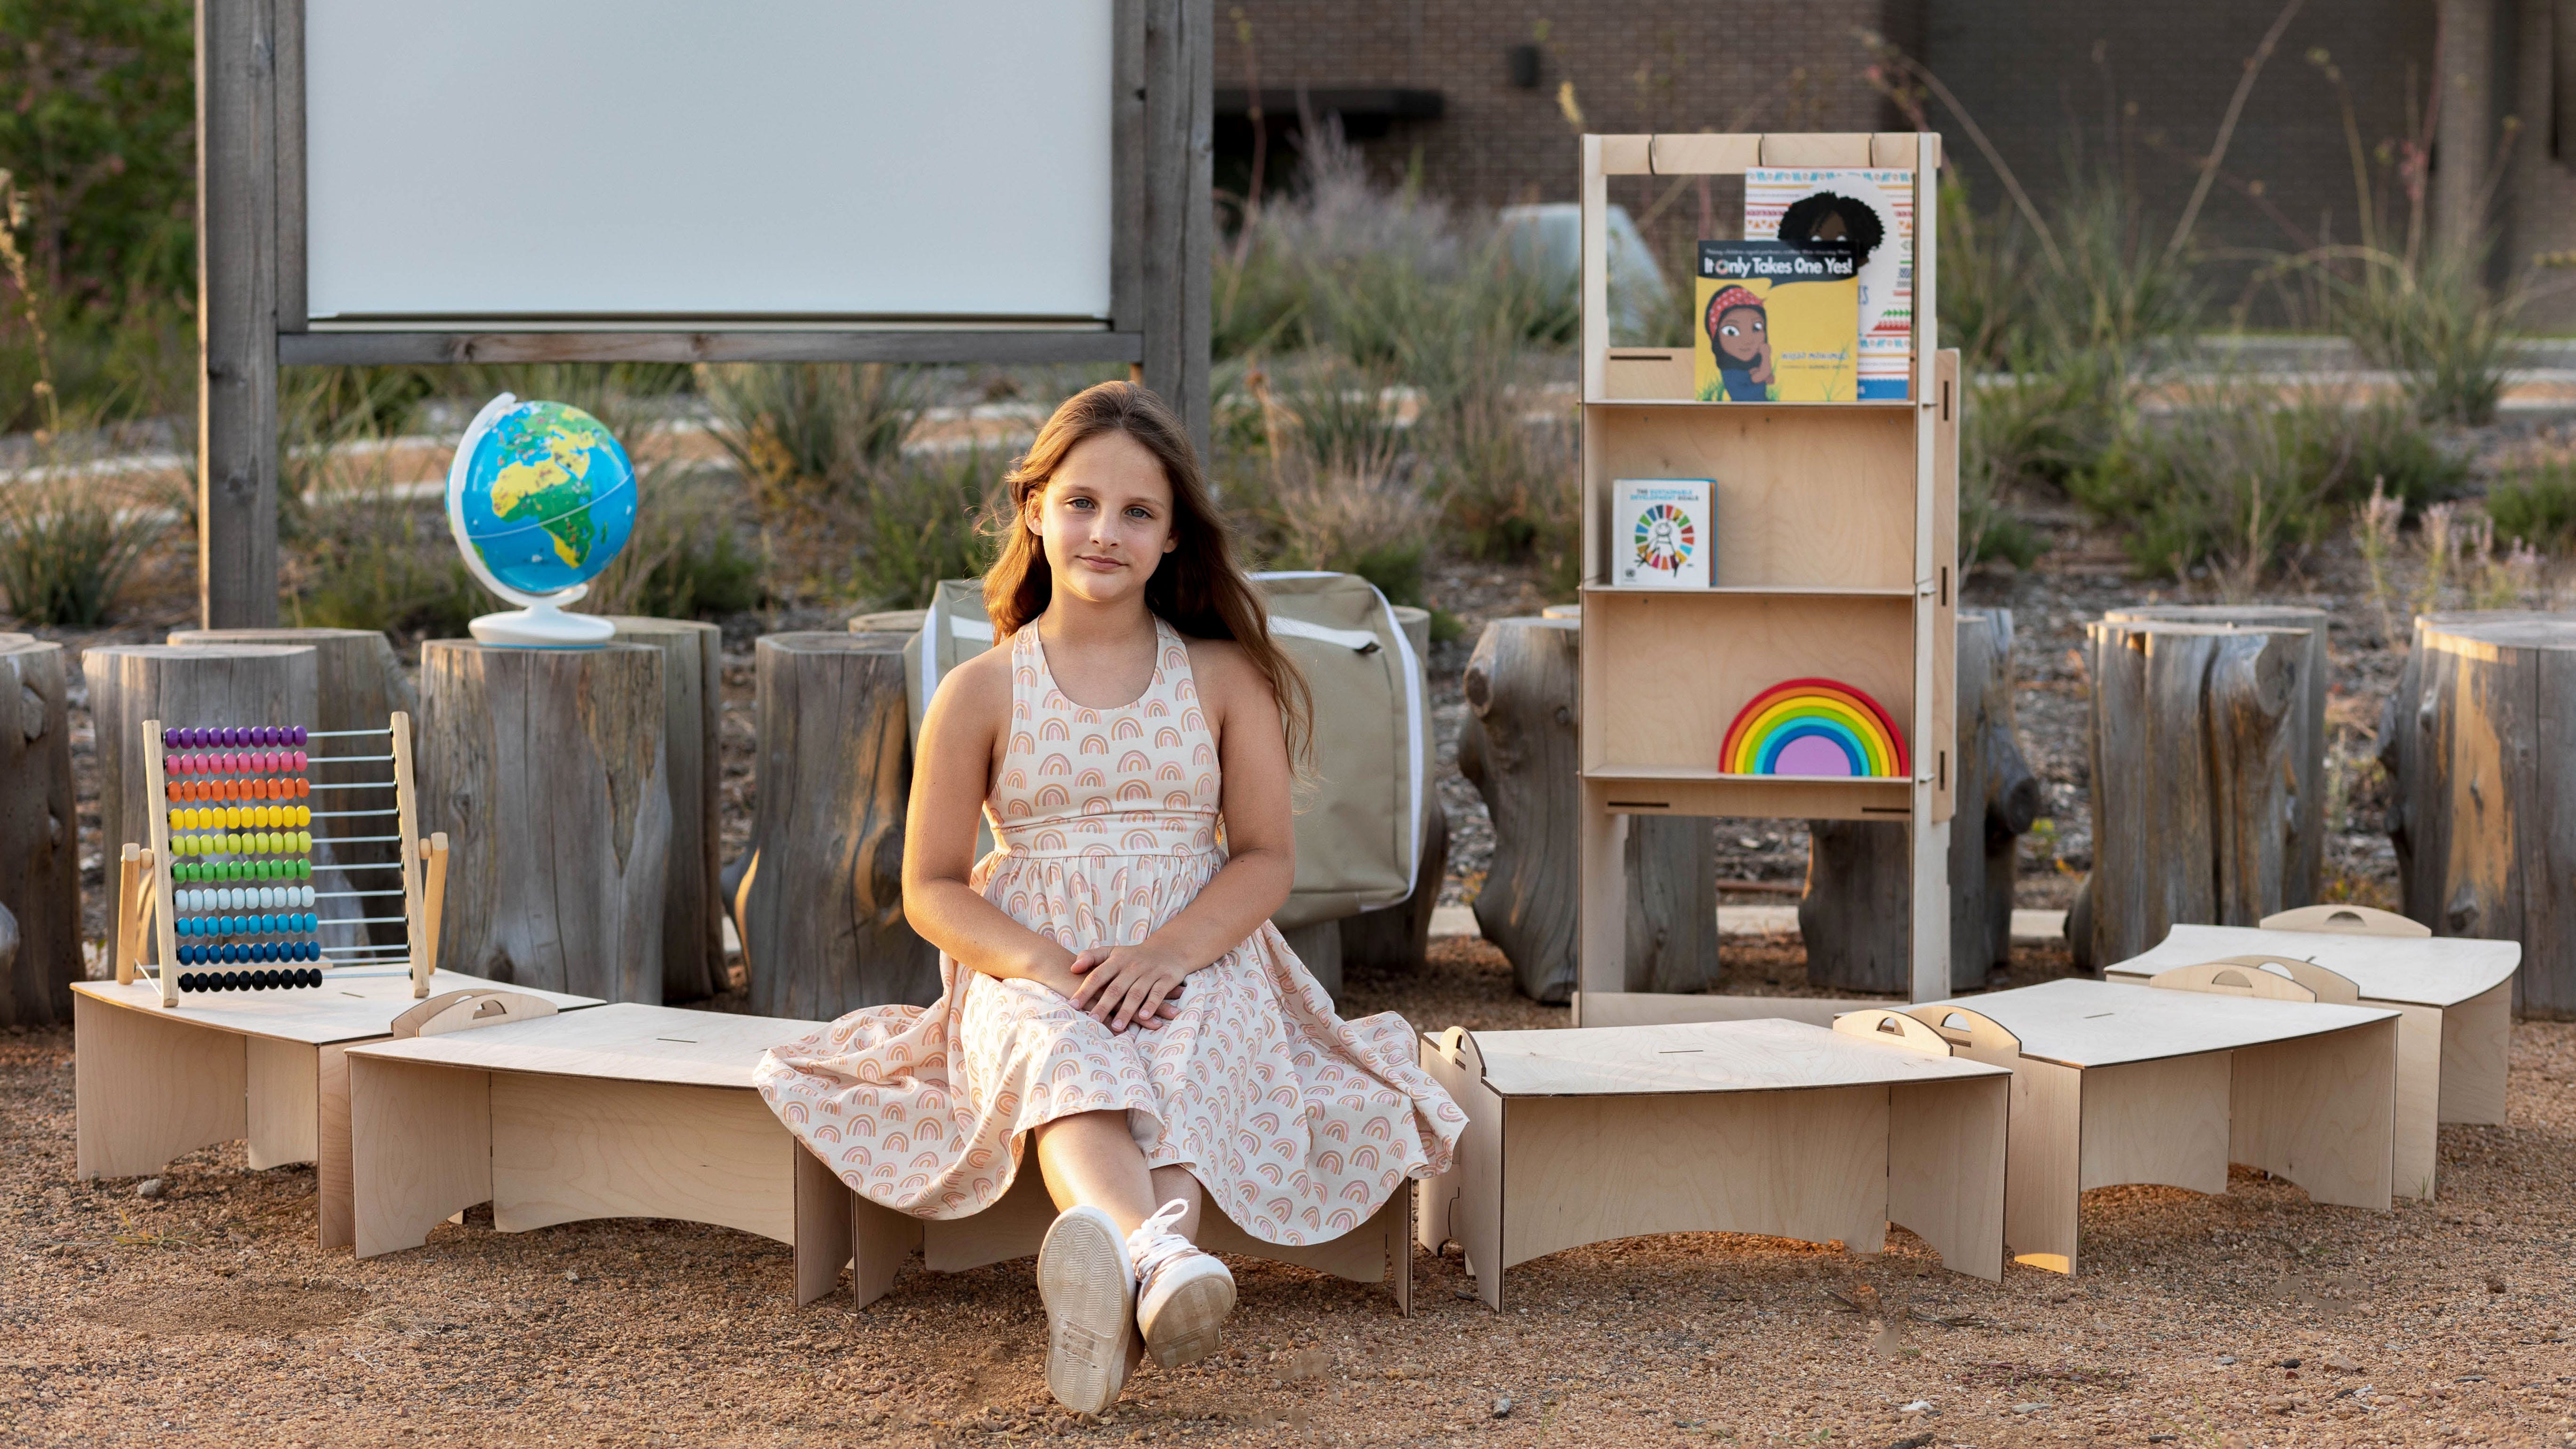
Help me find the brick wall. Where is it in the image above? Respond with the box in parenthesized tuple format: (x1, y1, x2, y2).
(1216, 0, 1921, 209)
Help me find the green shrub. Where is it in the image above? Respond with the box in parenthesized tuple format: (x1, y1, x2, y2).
(586, 469, 766, 620)
(697, 362, 925, 514)
(2335, 246, 2520, 428)
(2487, 461, 2576, 551)
(848, 449, 1001, 611)
(0, 478, 162, 625)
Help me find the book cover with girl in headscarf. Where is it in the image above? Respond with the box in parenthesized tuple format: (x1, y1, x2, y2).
(1692, 240, 1859, 402)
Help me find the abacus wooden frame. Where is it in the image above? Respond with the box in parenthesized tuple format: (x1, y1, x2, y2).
(1569, 132, 1959, 1008)
(197, 0, 1215, 626)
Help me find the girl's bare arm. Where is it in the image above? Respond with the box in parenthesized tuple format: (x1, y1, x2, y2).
(1071, 640, 1296, 1030)
(899, 651, 1087, 998)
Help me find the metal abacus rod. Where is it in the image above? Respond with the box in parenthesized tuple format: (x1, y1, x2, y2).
(121, 712, 448, 1004)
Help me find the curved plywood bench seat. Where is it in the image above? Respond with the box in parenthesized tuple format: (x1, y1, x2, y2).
(2106, 922, 2520, 1200)
(1905, 979, 2400, 1275)
(1412, 1018, 2012, 1308)
(72, 972, 600, 1252)
(2259, 903, 2429, 937)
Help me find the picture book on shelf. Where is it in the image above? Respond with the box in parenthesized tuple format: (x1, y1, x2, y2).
(1745, 168, 1913, 400)
(1612, 478, 1715, 588)
(1694, 240, 1859, 402)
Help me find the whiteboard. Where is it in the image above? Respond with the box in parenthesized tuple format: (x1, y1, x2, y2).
(303, 1, 1115, 323)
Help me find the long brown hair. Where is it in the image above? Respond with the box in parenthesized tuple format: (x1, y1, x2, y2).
(986, 381, 1312, 763)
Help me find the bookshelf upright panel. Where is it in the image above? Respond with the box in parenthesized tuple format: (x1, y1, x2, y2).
(1573, 131, 1959, 1006)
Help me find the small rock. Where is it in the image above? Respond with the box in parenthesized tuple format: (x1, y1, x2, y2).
(2483, 1274, 2505, 1293)
(564, 1269, 580, 1282)
(2324, 1353, 2361, 1373)
(1898, 1399, 1933, 1415)
(136, 1178, 165, 1199)
(2012, 1401, 2044, 1414)
(1490, 1397, 1511, 1418)
(1850, 1283, 1881, 1314)
(2275, 1358, 2302, 1369)
(2217, 1355, 2238, 1365)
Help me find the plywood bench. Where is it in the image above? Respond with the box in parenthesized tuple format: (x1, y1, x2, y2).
(1412, 1015, 2013, 1309)
(1904, 980, 2400, 1275)
(344, 1001, 859, 1304)
(2104, 919, 2519, 1200)
(72, 972, 599, 1249)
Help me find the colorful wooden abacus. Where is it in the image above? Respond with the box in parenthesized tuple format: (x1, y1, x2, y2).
(113, 711, 449, 1006)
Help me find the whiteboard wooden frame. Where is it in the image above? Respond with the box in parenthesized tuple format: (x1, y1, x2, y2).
(198, 0, 1215, 627)
(1571, 132, 1957, 1006)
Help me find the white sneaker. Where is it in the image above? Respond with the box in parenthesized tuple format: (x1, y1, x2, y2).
(1126, 1199, 1236, 1369)
(1038, 1204, 1136, 1413)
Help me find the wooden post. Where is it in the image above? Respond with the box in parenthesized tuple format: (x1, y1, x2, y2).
(2380, 611, 2576, 1016)
(1137, 0, 1214, 458)
(1803, 610, 2040, 993)
(417, 642, 670, 1002)
(82, 644, 321, 873)
(196, 0, 283, 627)
(0, 636, 78, 1026)
(169, 627, 419, 949)
(744, 633, 940, 1017)
(604, 617, 725, 1002)
(2073, 617, 2323, 971)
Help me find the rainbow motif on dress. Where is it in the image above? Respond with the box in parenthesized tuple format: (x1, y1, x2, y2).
(1719, 677, 1908, 778)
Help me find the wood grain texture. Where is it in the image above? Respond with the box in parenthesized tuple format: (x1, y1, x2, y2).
(604, 618, 725, 1001)
(793, 1140, 857, 1308)
(73, 990, 247, 1179)
(2228, 1019, 2397, 1211)
(2079, 620, 2320, 968)
(348, 1055, 491, 1259)
(168, 628, 418, 949)
(1912, 978, 2396, 1069)
(196, 0, 282, 627)
(81, 644, 319, 879)
(2439, 979, 2512, 1125)
(316, 1041, 356, 1248)
(245, 1034, 318, 1168)
(850, 1188, 926, 1310)
(2077, 1055, 2231, 1196)
(2110, 924, 2517, 1006)
(745, 634, 938, 1016)
(1497, 1087, 1890, 1271)
(1586, 593, 1915, 778)
(1137, 0, 1215, 458)
(1995, 1057, 2081, 1274)
(1464, 1018, 2008, 1097)
(1804, 610, 2037, 992)
(1886, 1074, 2008, 1281)
(489, 1076, 796, 1244)
(2380, 612, 2576, 1016)
(73, 972, 595, 1048)
(350, 1001, 809, 1086)
(0, 637, 77, 1024)
(418, 641, 670, 1002)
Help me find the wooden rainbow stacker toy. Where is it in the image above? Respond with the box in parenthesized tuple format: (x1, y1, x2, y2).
(72, 714, 599, 1248)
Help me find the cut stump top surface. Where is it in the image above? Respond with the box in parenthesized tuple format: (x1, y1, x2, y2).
(346, 1001, 824, 1088)
(1437, 1018, 2009, 1098)
(2108, 924, 2520, 1007)
(2415, 611, 2576, 650)
(72, 973, 602, 1046)
(1913, 979, 2397, 1069)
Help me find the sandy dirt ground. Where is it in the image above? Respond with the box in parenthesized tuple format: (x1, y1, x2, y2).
(7, 936, 2573, 1449)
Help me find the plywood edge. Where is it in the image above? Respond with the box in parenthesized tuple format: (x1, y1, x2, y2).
(1573, 991, 1884, 1029)
(2147, 960, 2321, 1003)
(2260, 903, 2430, 937)
(1906, 1003, 2021, 1056)
(1833, 1007, 1952, 1055)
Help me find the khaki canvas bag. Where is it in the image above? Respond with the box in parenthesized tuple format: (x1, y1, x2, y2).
(903, 573, 1430, 930)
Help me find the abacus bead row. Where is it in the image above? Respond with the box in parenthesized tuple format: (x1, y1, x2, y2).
(177, 886, 318, 912)
(177, 968, 326, 991)
(166, 777, 311, 804)
(160, 726, 308, 748)
(164, 750, 310, 774)
(177, 943, 325, 966)
(170, 831, 313, 856)
(175, 912, 320, 937)
(167, 805, 315, 831)
(174, 860, 314, 883)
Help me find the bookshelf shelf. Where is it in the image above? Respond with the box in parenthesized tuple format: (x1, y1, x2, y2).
(1574, 129, 1960, 1007)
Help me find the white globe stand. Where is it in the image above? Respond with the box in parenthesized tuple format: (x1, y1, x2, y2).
(446, 393, 620, 649)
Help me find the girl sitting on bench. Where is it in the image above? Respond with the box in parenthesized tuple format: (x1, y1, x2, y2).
(756, 382, 1463, 1413)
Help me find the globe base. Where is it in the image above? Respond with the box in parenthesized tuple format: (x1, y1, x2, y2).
(468, 599, 617, 648)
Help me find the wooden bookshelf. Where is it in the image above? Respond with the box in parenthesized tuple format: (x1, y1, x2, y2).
(1574, 131, 1961, 1007)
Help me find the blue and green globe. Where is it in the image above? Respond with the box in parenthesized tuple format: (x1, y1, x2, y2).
(449, 400, 636, 598)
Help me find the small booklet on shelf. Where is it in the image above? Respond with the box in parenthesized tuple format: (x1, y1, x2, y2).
(1745, 168, 1914, 400)
(1694, 240, 1859, 402)
(1613, 478, 1715, 587)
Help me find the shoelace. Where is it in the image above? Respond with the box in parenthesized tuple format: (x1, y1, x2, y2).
(1125, 1199, 1199, 1288)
